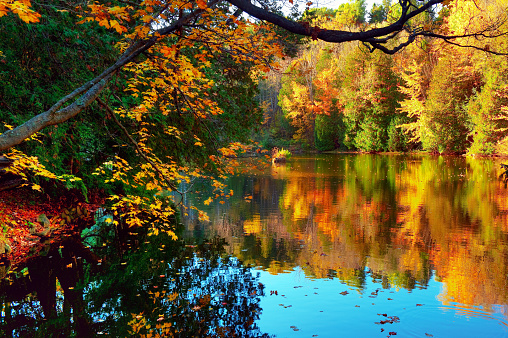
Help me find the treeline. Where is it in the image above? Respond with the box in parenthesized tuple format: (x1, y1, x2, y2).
(258, 0, 508, 155)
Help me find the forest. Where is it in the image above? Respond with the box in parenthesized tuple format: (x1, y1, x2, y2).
(0, 0, 506, 261)
(2, 0, 508, 335)
(259, 0, 508, 155)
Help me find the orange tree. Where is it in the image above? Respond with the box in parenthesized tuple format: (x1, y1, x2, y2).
(0, 0, 506, 237)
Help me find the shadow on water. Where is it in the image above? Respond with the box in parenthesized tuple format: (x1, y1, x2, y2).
(0, 210, 272, 337)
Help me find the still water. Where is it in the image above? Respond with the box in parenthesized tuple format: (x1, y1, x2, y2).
(184, 154, 508, 337)
(3, 153, 508, 337)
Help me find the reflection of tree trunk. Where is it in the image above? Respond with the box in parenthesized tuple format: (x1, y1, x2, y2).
(57, 262, 92, 337)
(27, 255, 57, 319)
(62, 236, 102, 267)
(19, 235, 99, 335)
(57, 236, 94, 337)
(305, 203, 315, 233)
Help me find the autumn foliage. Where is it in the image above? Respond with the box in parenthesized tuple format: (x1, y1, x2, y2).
(265, 0, 508, 155)
(0, 0, 286, 256)
(1, 0, 508, 263)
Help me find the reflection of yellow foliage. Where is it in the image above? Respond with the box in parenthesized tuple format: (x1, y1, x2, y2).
(128, 312, 174, 337)
(270, 163, 289, 178)
(267, 260, 291, 275)
(438, 249, 487, 306)
(243, 215, 262, 235)
(209, 154, 508, 309)
(400, 247, 424, 276)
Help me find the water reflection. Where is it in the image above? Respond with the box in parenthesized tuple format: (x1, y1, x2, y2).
(0, 233, 270, 337)
(3, 153, 508, 336)
(184, 154, 508, 318)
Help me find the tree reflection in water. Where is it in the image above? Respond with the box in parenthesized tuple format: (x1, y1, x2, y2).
(0, 232, 271, 337)
(184, 154, 508, 313)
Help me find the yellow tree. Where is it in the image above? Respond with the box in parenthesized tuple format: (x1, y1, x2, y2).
(279, 53, 319, 147)
(395, 39, 437, 149)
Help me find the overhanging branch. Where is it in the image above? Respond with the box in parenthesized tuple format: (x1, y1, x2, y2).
(0, 0, 221, 152)
(226, 0, 443, 43)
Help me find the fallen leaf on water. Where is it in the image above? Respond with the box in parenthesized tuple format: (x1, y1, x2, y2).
(340, 291, 348, 295)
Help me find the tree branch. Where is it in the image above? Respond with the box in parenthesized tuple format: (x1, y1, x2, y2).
(421, 31, 508, 55)
(0, 0, 221, 152)
(227, 0, 442, 44)
(0, 73, 113, 151)
(96, 98, 183, 198)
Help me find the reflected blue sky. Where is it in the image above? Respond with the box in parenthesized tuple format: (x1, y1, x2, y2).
(256, 267, 508, 337)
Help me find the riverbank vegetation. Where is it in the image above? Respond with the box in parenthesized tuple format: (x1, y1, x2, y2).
(1, 0, 508, 335)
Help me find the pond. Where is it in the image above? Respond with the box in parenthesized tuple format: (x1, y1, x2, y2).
(2, 153, 508, 337)
(183, 154, 508, 337)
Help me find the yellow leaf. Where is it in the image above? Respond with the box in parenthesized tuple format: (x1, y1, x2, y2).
(196, 0, 207, 9)
(100, 18, 111, 28)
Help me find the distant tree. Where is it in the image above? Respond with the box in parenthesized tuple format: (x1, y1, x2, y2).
(369, 3, 386, 24)
(420, 50, 478, 153)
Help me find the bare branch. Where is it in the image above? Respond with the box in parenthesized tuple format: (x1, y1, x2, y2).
(227, 0, 442, 44)
(421, 31, 508, 55)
